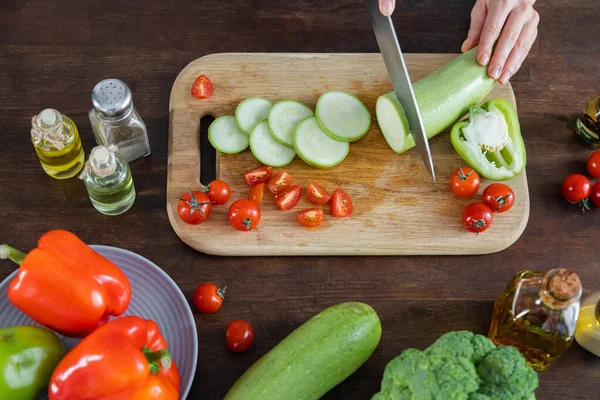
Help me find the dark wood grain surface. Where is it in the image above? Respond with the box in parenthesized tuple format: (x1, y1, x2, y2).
(1, 0, 600, 398)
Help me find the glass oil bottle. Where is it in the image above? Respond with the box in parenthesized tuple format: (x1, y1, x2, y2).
(79, 145, 136, 216)
(575, 290, 600, 357)
(488, 268, 582, 371)
(575, 95, 600, 148)
(30, 108, 85, 179)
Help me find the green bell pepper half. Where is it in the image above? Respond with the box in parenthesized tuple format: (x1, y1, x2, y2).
(0, 326, 66, 400)
(450, 97, 526, 181)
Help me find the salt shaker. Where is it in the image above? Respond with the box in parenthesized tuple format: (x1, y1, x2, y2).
(88, 79, 150, 163)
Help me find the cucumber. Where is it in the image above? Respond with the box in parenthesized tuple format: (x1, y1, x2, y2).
(208, 115, 249, 154)
(294, 116, 350, 168)
(315, 91, 372, 142)
(376, 46, 497, 153)
(249, 120, 296, 167)
(235, 97, 273, 135)
(268, 100, 314, 148)
(224, 302, 382, 400)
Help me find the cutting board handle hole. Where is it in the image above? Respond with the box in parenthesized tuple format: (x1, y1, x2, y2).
(199, 115, 216, 183)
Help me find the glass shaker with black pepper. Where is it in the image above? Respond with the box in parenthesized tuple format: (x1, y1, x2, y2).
(88, 78, 151, 163)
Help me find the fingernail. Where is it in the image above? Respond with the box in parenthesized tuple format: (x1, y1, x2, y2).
(382, 0, 394, 16)
(461, 40, 469, 52)
(490, 65, 502, 79)
(499, 70, 511, 84)
(478, 52, 489, 66)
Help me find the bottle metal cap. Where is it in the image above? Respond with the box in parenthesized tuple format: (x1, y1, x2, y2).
(91, 79, 133, 118)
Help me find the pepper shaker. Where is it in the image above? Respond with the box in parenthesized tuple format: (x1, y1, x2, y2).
(88, 79, 150, 163)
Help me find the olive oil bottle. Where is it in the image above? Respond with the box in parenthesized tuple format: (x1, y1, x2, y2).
(30, 108, 85, 179)
(488, 269, 582, 371)
(575, 95, 600, 148)
(575, 290, 600, 357)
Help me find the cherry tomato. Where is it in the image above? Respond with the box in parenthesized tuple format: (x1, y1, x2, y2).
(330, 188, 353, 217)
(202, 180, 231, 205)
(450, 166, 481, 197)
(306, 183, 331, 205)
(461, 203, 493, 234)
(191, 75, 214, 99)
(297, 208, 324, 228)
(268, 172, 293, 194)
(482, 183, 515, 213)
(590, 182, 600, 208)
(244, 166, 273, 186)
(225, 320, 254, 352)
(248, 183, 265, 204)
(587, 151, 600, 178)
(193, 283, 226, 313)
(177, 190, 211, 225)
(228, 199, 261, 231)
(562, 174, 591, 212)
(274, 186, 302, 211)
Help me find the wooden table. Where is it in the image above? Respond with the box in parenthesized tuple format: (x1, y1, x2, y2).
(1, 1, 599, 398)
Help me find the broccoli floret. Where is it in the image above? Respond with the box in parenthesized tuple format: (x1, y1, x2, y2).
(425, 331, 496, 364)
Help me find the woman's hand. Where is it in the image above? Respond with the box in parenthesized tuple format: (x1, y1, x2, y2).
(378, 0, 395, 16)
(462, 0, 539, 84)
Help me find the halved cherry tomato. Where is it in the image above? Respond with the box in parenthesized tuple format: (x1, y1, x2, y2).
(248, 183, 265, 204)
(274, 186, 302, 211)
(191, 75, 214, 99)
(306, 183, 331, 205)
(244, 166, 273, 186)
(268, 172, 293, 194)
(461, 203, 493, 234)
(202, 180, 231, 205)
(225, 320, 254, 352)
(297, 208, 324, 228)
(591, 182, 600, 208)
(228, 199, 261, 231)
(587, 151, 600, 178)
(482, 183, 514, 213)
(562, 174, 591, 213)
(193, 283, 226, 313)
(330, 188, 353, 217)
(177, 190, 211, 225)
(450, 166, 480, 197)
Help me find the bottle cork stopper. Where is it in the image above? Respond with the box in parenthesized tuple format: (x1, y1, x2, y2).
(548, 269, 581, 300)
(90, 145, 117, 177)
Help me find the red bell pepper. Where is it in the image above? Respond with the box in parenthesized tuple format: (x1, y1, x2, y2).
(49, 316, 181, 400)
(0, 230, 131, 338)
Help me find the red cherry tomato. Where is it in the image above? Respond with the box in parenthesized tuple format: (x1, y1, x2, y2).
(248, 183, 265, 205)
(268, 172, 293, 194)
(562, 174, 591, 212)
(450, 166, 481, 197)
(244, 166, 273, 186)
(202, 180, 231, 205)
(193, 283, 226, 313)
(587, 151, 600, 178)
(461, 203, 493, 234)
(177, 190, 211, 225)
(191, 75, 214, 99)
(590, 182, 600, 208)
(306, 183, 331, 205)
(297, 208, 324, 228)
(330, 188, 353, 217)
(225, 320, 254, 352)
(274, 186, 302, 211)
(482, 183, 515, 213)
(228, 199, 261, 231)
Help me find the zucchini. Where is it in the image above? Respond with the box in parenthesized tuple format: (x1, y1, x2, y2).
(376, 47, 497, 153)
(268, 100, 314, 148)
(249, 120, 297, 167)
(315, 92, 372, 142)
(294, 116, 350, 168)
(236, 97, 273, 135)
(208, 115, 249, 154)
(224, 302, 382, 400)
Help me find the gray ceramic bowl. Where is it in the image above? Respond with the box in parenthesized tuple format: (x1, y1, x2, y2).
(0, 245, 198, 400)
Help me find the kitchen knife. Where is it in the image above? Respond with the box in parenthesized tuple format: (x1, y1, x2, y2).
(365, 0, 435, 181)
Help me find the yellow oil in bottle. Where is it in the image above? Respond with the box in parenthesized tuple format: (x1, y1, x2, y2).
(575, 291, 600, 357)
(488, 269, 582, 371)
(31, 109, 84, 179)
(575, 95, 600, 148)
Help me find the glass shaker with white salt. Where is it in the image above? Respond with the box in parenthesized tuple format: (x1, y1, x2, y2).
(88, 79, 150, 163)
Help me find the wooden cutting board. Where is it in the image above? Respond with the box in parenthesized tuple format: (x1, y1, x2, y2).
(167, 53, 529, 256)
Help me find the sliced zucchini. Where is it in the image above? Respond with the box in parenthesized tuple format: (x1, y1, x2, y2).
(375, 95, 409, 153)
(249, 120, 296, 167)
(315, 92, 371, 142)
(208, 115, 249, 154)
(268, 100, 314, 148)
(293, 116, 350, 168)
(235, 97, 273, 135)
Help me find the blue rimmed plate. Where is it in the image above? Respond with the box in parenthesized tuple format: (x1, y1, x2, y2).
(0, 245, 198, 400)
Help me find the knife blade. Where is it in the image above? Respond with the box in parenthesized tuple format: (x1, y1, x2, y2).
(365, 0, 435, 181)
